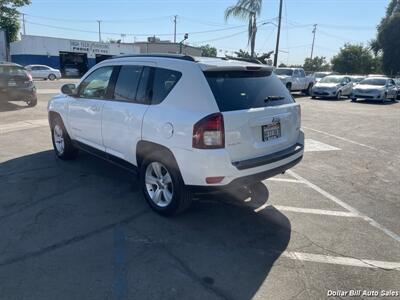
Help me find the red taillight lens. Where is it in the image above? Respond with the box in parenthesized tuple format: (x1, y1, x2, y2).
(27, 73, 33, 81)
(192, 113, 225, 149)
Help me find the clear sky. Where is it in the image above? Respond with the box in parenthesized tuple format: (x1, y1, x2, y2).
(20, 0, 389, 65)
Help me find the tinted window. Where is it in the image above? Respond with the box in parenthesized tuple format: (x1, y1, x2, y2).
(0, 66, 27, 76)
(205, 70, 294, 112)
(275, 68, 293, 76)
(136, 67, 151, 104)
(299, 69, 306, 77)
(114, 65, 142, 102)
(151, 68, 182, 104)
(79, 66, 113, 99)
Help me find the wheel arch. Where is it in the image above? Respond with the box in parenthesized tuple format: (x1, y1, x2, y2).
(136, 140, 180, 171)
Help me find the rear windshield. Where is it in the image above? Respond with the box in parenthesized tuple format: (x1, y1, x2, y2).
(274, 68, 293, 76)
(0, 66, 27, 76)
(204, 70, 294, 112)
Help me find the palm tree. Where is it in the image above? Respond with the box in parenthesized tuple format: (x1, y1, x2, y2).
(225, 0, 263, 57)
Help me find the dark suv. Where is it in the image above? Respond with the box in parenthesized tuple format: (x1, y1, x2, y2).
(0, 63, 37, 107)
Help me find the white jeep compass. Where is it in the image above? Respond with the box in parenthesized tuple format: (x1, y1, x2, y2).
(48, 54, 304, 216)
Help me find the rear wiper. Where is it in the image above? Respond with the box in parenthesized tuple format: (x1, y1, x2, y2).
(264, 96, 285, 102)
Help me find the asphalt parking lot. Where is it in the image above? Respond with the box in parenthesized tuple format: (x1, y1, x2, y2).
(0, 79, 399, 299)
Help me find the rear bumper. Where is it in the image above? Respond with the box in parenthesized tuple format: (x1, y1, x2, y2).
(189, 155, 302, 193)
(173, 130, 304, 187)
(0, 87, 36, 101)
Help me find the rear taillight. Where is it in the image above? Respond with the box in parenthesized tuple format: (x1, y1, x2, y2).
(192, 113, 225, 149)
(27, 73, 33, 81)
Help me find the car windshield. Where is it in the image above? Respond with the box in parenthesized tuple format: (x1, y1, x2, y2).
(359, 78, 387, 86)
(274, 68, 293, 76)
(351, 77, 365, 83)
(319, 76, 342, 83)
(314, 72, 328, 78)
(204, 70, 294, 112)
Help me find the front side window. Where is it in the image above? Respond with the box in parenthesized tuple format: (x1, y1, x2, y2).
(151, 68, 182, 104)
(79, 66, 113, 99)
(113, 65, 143, 102)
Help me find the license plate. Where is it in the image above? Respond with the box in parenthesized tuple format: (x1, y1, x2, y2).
(262, 122, 281, 141)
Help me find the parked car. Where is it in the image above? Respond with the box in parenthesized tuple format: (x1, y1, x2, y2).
(275, 67, 315, 95)
(0, 63, 37, 106)
(63, 64, 80, 77)
(313, 71, 337, 82)
(352, 77, 397, 102)
(311, 75, 353, 100)
(48, 55, 304, 216)
(26, 64, 61, 81)
(349, 75, 366, 83)
(394, 78, 400, 100)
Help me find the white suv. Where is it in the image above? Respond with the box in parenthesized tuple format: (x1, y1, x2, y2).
(48, 55, 304, 216)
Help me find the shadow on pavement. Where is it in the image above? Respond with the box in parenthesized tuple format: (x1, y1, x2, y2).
(0, 100, 29, 112)
(0, 150, 291, 300)
(351, 99, 398, 105)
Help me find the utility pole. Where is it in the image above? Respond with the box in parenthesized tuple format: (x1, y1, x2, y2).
(310, 24, 317, 60)
(173, 15, 178, 43)
(22, 13, 26, 35)
(97, 20, 102, 42)
(274, 0, 283, 67)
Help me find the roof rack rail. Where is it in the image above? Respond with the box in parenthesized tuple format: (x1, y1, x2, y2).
(109, 54, 196, 62)
(223, 56, 263, 65)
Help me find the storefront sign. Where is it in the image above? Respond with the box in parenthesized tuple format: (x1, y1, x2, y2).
(70, 41, 110, 55)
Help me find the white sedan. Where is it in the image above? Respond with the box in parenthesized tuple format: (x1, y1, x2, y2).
(25, 65, 61, 81)
(352, 77, 398, 102)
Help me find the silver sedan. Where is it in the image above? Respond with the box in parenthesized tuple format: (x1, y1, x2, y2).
(351, 77, 398, 102)
(311, 75, 353, 100)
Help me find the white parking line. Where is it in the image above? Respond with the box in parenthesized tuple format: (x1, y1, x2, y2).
(304, 139, 341, 152)
(268, 205, 359, 217)
(0, 119, 48, 134)
(266, 178, 304, 183)
(287, 170, 400, 243)
(282, 251, 400, 270)
(303, 126, 386, 153)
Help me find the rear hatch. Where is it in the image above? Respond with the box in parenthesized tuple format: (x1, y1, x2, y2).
(0, 65, 32, 89)
(204, 69, 300, 163)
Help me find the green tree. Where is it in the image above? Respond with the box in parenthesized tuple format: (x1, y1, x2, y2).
(372, 0, 400, 75)
(200, 44, 217, 57)
(331, 43, 380, 74)
(303, 56, 330, 72)
(225, 0, 262, 58)
(231, 48, 273, 64)
(0, 0, 31, 42)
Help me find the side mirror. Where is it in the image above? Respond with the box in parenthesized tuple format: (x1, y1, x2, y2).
(61, 84, 77, 96)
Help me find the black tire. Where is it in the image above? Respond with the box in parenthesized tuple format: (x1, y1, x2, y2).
(311, 96, 316, 99)
(336, 91, 342, 100)
(140, 152, 192, 216)
(27, 97, 37, 107)
(303, 83, 313, 95)
(48, 74, 56, 81)
(351, 98, 357, 102)
(286, 83, 292, 92)
(50, 115, 78, 160)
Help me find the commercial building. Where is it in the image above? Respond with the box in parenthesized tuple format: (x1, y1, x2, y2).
(10, 35, 202, 76)
(11, 35, 140, 76)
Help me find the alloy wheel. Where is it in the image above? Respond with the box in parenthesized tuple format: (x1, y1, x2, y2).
(53, 124, 65, 155)
(145, 162, 174, 207)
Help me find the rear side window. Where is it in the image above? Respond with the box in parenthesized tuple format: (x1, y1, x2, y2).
(151, 68, 182, 104)
(204, 71, 294, 112)
(113, 65, 143, 102)
(0, 66, 27, 76)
